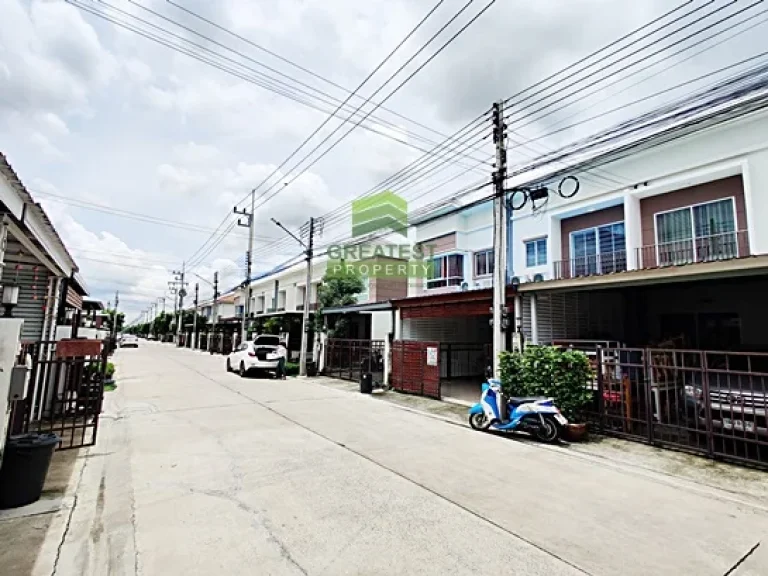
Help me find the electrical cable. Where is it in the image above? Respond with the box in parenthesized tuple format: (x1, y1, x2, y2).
(228, 0, 495, 214)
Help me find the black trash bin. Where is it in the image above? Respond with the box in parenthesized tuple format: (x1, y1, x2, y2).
(0, 433, 60, 509)
(360, 372, 373, 394)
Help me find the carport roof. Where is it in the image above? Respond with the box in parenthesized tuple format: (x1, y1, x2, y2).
(322, 301, 393, 315)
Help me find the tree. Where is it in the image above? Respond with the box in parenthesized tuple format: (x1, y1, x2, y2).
(152, 312, 173, 337)
(314, 266, 365, 338)
(104, 309, 125, 333)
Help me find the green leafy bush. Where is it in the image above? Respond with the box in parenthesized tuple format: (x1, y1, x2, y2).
(498, 346, 594, 422)
(105, 362, 116, 380)
(284, 362, 300, 376)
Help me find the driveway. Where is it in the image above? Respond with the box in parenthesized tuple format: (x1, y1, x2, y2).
(43, 343, 767, 575)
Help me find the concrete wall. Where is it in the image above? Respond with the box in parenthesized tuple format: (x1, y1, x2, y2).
(370, 311, 393, 341)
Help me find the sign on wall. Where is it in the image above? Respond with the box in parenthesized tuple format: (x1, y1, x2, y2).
(426, 346, 438, 367)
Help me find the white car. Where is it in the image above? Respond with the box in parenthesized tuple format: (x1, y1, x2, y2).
(226, 335, 283, 377)
(120, 334, 139, 348)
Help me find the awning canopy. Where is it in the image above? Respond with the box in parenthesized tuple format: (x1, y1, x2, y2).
(393, 288, 515, 319)
(322, 301, 393, 315)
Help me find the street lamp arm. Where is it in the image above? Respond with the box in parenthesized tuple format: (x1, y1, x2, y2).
(271, 218, 307, 251)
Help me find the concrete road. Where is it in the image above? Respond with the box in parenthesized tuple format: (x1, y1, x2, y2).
(50, 343, 767, 576)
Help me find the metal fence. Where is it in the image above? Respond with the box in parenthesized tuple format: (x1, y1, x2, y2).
(325, 338, 385, 385)
(17, 340, 108, 450)
(440, 342, 489, 380)
(590, 347, 768, 468)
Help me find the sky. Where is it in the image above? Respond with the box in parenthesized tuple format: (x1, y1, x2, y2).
(1, 0, 766, 322)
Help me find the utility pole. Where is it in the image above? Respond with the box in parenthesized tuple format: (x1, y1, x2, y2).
(111, 290, 120, 341)
(234, 190, 256, 342)
(192, 283, 199, 349)
(211, 272, 219, 353)
(169, 264, 188, 346)
(272, 216, 322, 376)
(491, 100, 508, 377)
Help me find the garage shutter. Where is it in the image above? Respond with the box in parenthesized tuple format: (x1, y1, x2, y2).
(403, 317, 490, 343)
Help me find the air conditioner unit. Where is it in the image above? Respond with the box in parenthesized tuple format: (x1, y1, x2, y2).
(460, 282, 469, 292)
(510, 276, 522, 288)
(532, 273, 545, 282)
(474, 279, 492, 289)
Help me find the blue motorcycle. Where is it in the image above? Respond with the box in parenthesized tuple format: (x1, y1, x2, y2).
(468, 378, 568, 443)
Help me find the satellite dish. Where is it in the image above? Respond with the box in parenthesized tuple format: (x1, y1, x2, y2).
(533, 273, 545, 282)
(460, 282, 469, 292)
(510, 276, 521, 288)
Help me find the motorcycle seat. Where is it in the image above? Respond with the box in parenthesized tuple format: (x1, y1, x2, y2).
(507, 396, 546, 405)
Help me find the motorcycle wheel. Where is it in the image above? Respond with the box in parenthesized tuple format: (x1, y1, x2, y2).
(469, 413, 492, 431)
(534, 415, 561, 443)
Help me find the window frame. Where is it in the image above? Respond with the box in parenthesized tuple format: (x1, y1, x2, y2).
(473, 248, 494, 278)
(426, 252, 465, 290)
(653, 197, 739, 265)
(524, 237, 547, 267)
(569, 220, 626, 275)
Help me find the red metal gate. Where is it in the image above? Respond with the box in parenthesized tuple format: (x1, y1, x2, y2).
(391, 340, 440, 399)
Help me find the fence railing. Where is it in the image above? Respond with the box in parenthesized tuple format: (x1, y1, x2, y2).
(553, 250, 627, 280)
(440, 343, 488, 380)
(637, 230, 750, 269)
(589, 347, 768, 468)
(324, 338, 385, 384)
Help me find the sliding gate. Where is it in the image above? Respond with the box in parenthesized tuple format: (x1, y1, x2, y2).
(325, 338, 385, 385)
(391, 340, 441, 399)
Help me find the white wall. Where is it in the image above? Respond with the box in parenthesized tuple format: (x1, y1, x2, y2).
(370, 311, 393, 340)
(249, 260, 327, 312)
(511, 108, 768, 279)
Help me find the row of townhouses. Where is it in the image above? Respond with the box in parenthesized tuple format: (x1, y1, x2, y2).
(186, 78, 768, 407)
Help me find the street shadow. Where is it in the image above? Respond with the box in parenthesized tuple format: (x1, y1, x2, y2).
(0, 448, 82, 576)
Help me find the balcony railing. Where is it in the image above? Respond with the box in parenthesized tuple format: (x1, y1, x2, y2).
(296, 303, 318, 311)
(553, 250, 627, 280)
(637, 230, 749, 269)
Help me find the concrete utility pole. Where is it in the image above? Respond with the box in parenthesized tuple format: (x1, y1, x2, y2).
(491, 100, 508, 377)
(173, 263, 188, 346)
(271, 216, 321, 377)
(234, 189, 255, 343)
(111, 290, 120, 340)
(211, 272, 219, 353)
(192, 283, 199, 349)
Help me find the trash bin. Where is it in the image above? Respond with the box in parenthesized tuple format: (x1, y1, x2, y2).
(360, 372, 373, 394)
(0, 433, 60, 509)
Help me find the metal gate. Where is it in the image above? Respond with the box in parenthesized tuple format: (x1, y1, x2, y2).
(20, 340, 108, 450)
(391, 340, 440, 399)
(590, 347, 768, 468)
(325, 338, 385, 385)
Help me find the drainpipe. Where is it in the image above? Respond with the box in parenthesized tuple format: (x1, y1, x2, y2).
(530, 293, 539, 345)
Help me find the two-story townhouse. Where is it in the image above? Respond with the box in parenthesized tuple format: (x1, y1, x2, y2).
(509, 86, 768, 354)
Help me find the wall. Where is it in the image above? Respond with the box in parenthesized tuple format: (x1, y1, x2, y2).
(560, 205, 625, 262)
(639, 175, 747, 247)
(370, 311, 393, 340)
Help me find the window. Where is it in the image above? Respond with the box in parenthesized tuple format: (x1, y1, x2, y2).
(356, 277, 370, 303)
(427, 254, 464, 289)
(655, 199, 737, 265)
(235, 305, 245, 318)
(525, 238, 547, 267)
(570, 222, 626, 276)
(474, 249, 494, 277)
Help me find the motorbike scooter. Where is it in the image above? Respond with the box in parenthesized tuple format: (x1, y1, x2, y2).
(468, 378, 568, 443)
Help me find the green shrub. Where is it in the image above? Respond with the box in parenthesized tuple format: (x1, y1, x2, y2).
(498, 346, 594, 422)
(284, 362, 300, 376)
(105, 362, 116, 380)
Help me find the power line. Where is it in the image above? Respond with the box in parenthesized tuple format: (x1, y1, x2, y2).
(69, 0, 488, 169)
(32, 188, 275, 240)
(233, 1, 497, 215)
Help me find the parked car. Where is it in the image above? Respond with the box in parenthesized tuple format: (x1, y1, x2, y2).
(226, 335, 282, 377)
(120, 334, 139, 348)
